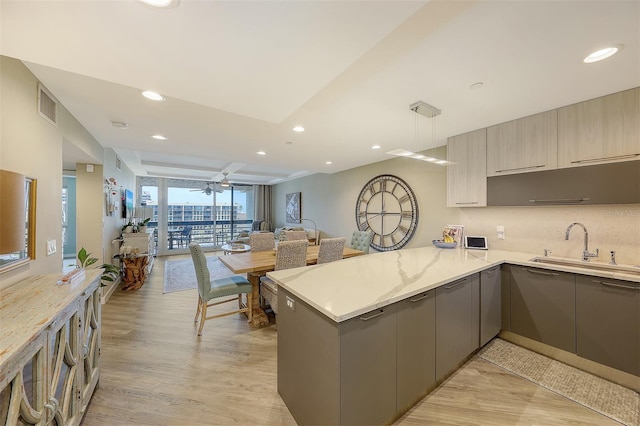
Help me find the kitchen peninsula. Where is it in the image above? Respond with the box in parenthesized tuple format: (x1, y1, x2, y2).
(267, 247, 639, 425)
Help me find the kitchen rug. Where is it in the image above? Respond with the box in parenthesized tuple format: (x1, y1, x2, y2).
(479, 338, 639, 426)
(163, 256, 235, 293)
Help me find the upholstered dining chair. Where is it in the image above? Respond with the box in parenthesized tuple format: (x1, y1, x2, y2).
(317, 237, 346, 264)
(189, 243, 253, 336)
(350, 230, 373, 254)
(260, 239, 308, 314)
(249, 232, 276, 252)
(281, 230, 308, 242)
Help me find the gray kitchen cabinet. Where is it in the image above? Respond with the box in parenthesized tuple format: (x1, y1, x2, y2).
(510, 266, 576, 353)
(576, 275, 640, 376)
(447, 128, 487, 207)
(396, 290, 436, 411)
(558, 87, 640, 168)
(487, 109, 558, 176)
(480, 266, 502, 346)
(340, 305, 397, 426)
(277, 288, 397, 426)
(436, 274, 480, 381)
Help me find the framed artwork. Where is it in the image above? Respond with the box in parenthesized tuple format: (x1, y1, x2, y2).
(286, 192, 301, 223)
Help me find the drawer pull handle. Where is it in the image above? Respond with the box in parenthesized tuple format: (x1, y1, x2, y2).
(410, 294, 430, 303)
(359, 310, 384, 321)
(571, 153, 640, 164)
(495, 164, 545, 173)
(594, 280, 640, 291)
(524, 268, 559, 276)
(455, 202, 479, 205)
(445, 278, 468, 289)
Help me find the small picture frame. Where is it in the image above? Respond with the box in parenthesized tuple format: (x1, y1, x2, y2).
(444, 225, 465, 246)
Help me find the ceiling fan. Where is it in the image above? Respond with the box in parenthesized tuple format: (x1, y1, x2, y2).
(190, 182, 217, 195)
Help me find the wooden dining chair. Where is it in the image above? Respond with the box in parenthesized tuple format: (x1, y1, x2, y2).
(260, 239, 308, 314)
(317, 237, 346, 264)
(249, 232, 276, 252)
(189, 243, 253, 336)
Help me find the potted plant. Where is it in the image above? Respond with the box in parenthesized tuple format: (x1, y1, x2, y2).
(122, 220, 134, 234)
(138, 217, 151, 233)
(77, 247, 120, 286)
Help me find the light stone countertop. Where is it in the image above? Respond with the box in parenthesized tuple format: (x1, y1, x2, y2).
(267, 247, 640, 323)
(0, 270, 102, 375)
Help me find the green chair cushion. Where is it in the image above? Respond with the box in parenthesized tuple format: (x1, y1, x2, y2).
(206, 275, 252, 299)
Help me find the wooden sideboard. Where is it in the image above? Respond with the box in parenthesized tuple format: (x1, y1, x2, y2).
(0, 270, 102, 425)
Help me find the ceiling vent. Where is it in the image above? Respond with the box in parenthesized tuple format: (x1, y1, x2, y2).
(37, 83, 57, 126)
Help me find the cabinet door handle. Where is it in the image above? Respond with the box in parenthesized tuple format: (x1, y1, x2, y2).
(571, 153, 640, 164)
(410, 293, 430, 303)
(445, 278, 468, 289)
(483, 267, 498, 275)
(593, 280, 640, 291)
(359, 310, 384, 321)
(529, 198, 591, 204)
(455, 202, 479, 205)
(495, 164, 545, 173)
(523, 268, 559, 276)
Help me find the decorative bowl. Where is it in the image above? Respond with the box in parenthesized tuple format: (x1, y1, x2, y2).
(432, 240, 457, 249)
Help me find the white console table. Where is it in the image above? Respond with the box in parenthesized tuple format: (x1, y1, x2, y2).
(0, 270, 102, 425)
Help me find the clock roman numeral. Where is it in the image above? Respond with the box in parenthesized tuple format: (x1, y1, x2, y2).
(401, 211, 412, 218)
(398, 224, 409, 234)
(398, 194, 410, 204)
(379, 180, 386, 192)
(390, 234, 398, 245)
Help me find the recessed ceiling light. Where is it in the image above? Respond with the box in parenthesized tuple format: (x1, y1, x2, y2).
(293, 126, 305, 132)
(583, 45, 623, 63)
(256, 151, 266, 155)
(470, 82, 484, 90)
(325, 161, 332, 165)
(142, 90, 165, 101)
(371, 145, 382, 150)
(152, 134, 167, 140)
(139, 0, 178, 8)
(111, 121, 128, 129)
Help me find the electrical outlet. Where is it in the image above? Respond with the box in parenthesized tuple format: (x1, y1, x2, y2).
(497, 226, 505, 240)
(286, 296, 295, 311)
(46, 240, 57, 256)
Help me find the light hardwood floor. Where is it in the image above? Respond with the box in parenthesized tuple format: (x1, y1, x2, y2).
(82, 254, 619, 425)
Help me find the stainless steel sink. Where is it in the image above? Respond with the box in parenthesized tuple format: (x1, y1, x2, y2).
(529, 257, 640, 276)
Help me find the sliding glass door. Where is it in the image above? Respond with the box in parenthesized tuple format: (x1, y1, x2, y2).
(138, 177, 254, 255)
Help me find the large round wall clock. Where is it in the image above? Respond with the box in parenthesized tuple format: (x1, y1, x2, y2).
(355, 174, 419, 252)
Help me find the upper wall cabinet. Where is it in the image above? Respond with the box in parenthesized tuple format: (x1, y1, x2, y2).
(558, 87, 640, 168)
(447, 128, 487, 207)
(486, 110, 558, 176)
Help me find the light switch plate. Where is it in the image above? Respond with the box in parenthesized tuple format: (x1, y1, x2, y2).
(46, 240, 57, 256)
(497, 225, 505, 240)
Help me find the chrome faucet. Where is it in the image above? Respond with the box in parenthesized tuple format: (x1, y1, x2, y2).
(565, 222, 599, 262)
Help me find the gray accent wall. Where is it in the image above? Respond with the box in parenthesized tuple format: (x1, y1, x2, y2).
(271, 146, 453, 250)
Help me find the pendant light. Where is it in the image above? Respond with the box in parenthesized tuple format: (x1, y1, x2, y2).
(387, 101, 454, 166)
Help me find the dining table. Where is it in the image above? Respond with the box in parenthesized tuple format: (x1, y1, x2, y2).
(218, 245, 365, 327)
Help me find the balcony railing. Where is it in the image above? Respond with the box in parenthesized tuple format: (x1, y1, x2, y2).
(148, 219, 253, 250)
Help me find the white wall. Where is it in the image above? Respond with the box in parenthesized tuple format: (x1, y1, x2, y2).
(0, 56, 135, 289)
(272, 146, 455, 250)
